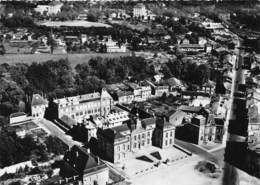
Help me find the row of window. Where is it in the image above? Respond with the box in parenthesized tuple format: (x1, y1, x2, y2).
(117, 152, 126, 161)
(164, 131, 173, 138)
(116, 143, 130, 152)
(133, 131, 151, 141)
(164, 138, 173, 147)
(133, 139, 150, 149)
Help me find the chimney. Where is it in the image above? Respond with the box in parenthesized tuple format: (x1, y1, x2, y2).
(97, 157, 100, 165)
(163, 116, 167, 123)
(87, 148, 90, 153)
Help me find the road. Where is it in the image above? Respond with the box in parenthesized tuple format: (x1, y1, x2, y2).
(36, 118, 82, 148)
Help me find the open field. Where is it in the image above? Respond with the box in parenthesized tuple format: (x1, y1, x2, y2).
(0, 52, 131, 68)
(38, 20, 111, 28)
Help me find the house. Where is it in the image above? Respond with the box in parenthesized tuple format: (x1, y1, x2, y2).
(31, 94, 48, 119)
(124, 82, 152, 102)
(175, 114, 216, 145)
(175, 105, 218, 145)
(107, 83, 135, 105)
(202, 80, 215, 95)
(110, 90, 134, 105)
(145, 80, 169, 98)
(133, 3, 147, 20)
(104, 37, 126, 53)
(105, 108, 129, 128)
(164, 77, 187, 92)
(60, 145, 109, 185)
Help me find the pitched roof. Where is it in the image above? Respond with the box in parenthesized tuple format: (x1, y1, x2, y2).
(178, 105, 204, 113)
(142, 117, 156, 127)
(98, 124, 130, 142)
(31, 94, 47, 106)
(63, 145, 107, 175)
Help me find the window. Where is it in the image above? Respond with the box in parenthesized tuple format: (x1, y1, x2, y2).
(165, 140, 168, 146)
(134, 136, 136, 140)
(118, 154, 120, 160)
(147, 139, 150, 144)
(142, 133, 145, 138)
(166, 133, 168, 138)
(123, 153, 126, 158)
(127, 145, 130, 150)
(123, 144, 125, 150)
(147, 131, 150, 137)
(142, 140, 145, 146)
(170, 131, 172, 137)
(134, 143, 136, 148)
(170, 139, 172, 144)
(117, 146, 120, 152)
(138, 135, 141, 139)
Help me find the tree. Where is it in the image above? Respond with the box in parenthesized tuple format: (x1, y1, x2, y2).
(87, 13, 98, 22)
(0, 45, 5, 55)
(45, 136, 68, 155)
(161, 65, 172, 79)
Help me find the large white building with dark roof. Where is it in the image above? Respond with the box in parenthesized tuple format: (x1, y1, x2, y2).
(97, 109, 175, 163)
(52, 89, 113, 123)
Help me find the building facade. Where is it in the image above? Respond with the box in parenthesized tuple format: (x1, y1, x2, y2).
(97, 112, 175, 163)
(31, 94, 48, 119)
(152, 117, 175, 149)
(52, 89, 113, 123)
(133, 3, 147, 19)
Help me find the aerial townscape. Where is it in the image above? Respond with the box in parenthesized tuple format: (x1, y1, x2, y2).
(0, 0, 260, 185)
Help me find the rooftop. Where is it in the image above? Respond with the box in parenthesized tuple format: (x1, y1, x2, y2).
(179, 105, 204, 113)
(10, 112, 26, 118)
(62, 145, 107, 176)
(54, 92, 100, 106)
(31, 94, 47, 106)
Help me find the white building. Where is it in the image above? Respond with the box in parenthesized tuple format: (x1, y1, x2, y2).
(31, 94, 48, 119)
(34, 2, 63, 16)
(133, 3, 147, 19)
(53, 89, 113, 123)
(105, 38, 126, 53)
(9, 112, 28, 124)
(105, 108, 129, 128)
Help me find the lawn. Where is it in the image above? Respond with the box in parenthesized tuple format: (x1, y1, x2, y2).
(0, 52, 131, 68)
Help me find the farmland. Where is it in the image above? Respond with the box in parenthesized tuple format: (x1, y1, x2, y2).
(0, 52, 131, 68)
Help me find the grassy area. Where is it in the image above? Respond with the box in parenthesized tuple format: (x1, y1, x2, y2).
(0, 52, 131, 68)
